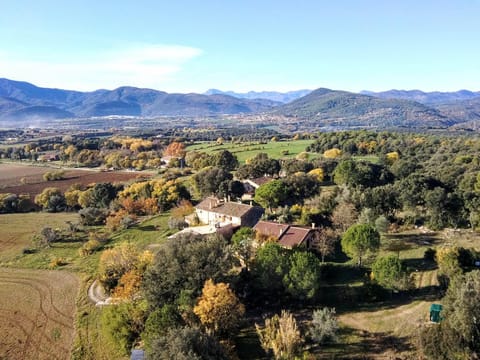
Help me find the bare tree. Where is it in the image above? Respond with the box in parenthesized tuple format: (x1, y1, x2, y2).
(331, 202, 358, 234)
(312, 227, 338, 262)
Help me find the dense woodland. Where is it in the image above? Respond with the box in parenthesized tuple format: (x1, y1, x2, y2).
(2, 130, 480, 359)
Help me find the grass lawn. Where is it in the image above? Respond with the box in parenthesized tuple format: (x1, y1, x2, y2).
(187, 139, 316, 164)
(0, 212, 79, 264)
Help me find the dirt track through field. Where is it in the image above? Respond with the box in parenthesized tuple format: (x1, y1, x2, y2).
(0, 268, 79, 360)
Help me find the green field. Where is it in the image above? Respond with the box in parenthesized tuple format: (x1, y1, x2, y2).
(187, 139, 316, 163)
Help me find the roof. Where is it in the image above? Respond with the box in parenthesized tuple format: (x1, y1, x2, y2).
(245, 176, 274, 188)
(254, 220, 289, 238)
(196, 197, 261, 218)
(254, 220, 315, 248)
(278, 226, 312, 248)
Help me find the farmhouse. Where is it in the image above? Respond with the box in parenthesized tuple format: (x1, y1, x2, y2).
(254, 220, 318, 249)
(195, 197, 264, 228)
(242, 176, 273, 200)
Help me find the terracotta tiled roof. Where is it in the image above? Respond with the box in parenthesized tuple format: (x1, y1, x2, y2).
(254, 220, 315, 248)
(254, 220, 289, 238)
(196, 197, 259, 218)
(278, 226, 311, 247)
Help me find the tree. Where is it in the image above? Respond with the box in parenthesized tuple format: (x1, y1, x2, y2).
(39, 226, 61, 247)
(164, 141, 186, 158)
(254, 179, 289, 211)
(256, 310, 303, 360)
(34, 187, 65, 212)
(371, 255, 408, 291)
(101, 301, 147, 356)
(285, 173, 321, 204)
(146, 326, 229, 360)
(309, 308, 338, 344)
(312, 227, 337, 262)
(374, 215, 389, 234)
(193, 279, 245, 336)
(436, 246, 462, 284)
(98, 243, 149, 292)
(331, 201, 358, 234)
(191, 167, 232, 198)
(211, 150, 238, 171)
(341, 224, 380, 266)
(144, 234, 234, 308)
(231, 227, 255, 270)
(283, 251, 322, 300)
(252, 243, 289, 295)
(419, 271, 480, 359)
(78, 207, 108, 226)
(143, 304, 183, 351)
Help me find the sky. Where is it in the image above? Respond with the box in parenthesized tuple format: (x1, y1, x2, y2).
(0, 0, 479, 93)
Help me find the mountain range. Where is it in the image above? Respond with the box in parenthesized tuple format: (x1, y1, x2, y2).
(0, 78, 279, 121)
(204, 89, 311, 103)
(1, 78, 480, 130)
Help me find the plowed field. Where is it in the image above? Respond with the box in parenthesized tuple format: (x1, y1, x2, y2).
(0, 163, 147, 198)
(0, 268, 79, 360)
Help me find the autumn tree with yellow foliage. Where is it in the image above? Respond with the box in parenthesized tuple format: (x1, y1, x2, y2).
(193, 279, 245, 336)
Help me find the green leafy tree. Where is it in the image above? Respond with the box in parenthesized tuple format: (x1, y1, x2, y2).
(211, 150, 239, 171)
(101, 301, 147, 356)
(146, 326, 229, 360)
(341, 224, 380, 266)
(143, 304, 183, 351)
(371, 255, 408, 290)
(144, 234, 234, 308)
(252, 243, 289, 295)
(283, 251, 322, 300)
(254, 179, 289, 211)
(34, 187, 65, 212)
(420, 271, 480, 359)
(191, 167, 232, 198)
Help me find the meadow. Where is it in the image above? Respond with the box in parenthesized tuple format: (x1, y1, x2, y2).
(187, 139, 316, 163)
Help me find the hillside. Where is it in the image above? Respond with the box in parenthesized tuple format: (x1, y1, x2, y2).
(361, 89, 480, 105)
(205, 88, 311, 103)
(0, 78, 279, 122)
(273, 88, 452, 129)
(437, 97, 480, 130)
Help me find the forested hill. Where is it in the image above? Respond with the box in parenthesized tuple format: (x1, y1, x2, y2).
(273, 88, 453, 129)
(0, 78, 279, 121)
(3, 78, 480, 131)
(361, 89, 480, 105)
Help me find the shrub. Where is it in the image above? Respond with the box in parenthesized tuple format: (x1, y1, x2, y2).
(309, 308, 338, 344)
(49, 257, 67, 269)
(79, 239, 102, 256)
(43, 170, 65, 181)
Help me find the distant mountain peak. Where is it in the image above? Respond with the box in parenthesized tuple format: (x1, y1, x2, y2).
(204, 89, 312, 103)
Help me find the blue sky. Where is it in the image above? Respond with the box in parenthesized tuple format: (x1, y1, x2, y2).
(0, 0, 479, 93)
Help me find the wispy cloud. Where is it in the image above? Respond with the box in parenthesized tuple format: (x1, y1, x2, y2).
(0, 44, 202, 91)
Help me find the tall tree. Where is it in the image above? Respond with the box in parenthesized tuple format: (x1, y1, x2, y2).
(341, 224, 380, 266)
(254, 179, 289, 211)
(193, 279, 245, 336)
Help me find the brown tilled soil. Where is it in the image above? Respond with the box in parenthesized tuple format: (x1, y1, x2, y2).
(0, 268, 79, 360)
